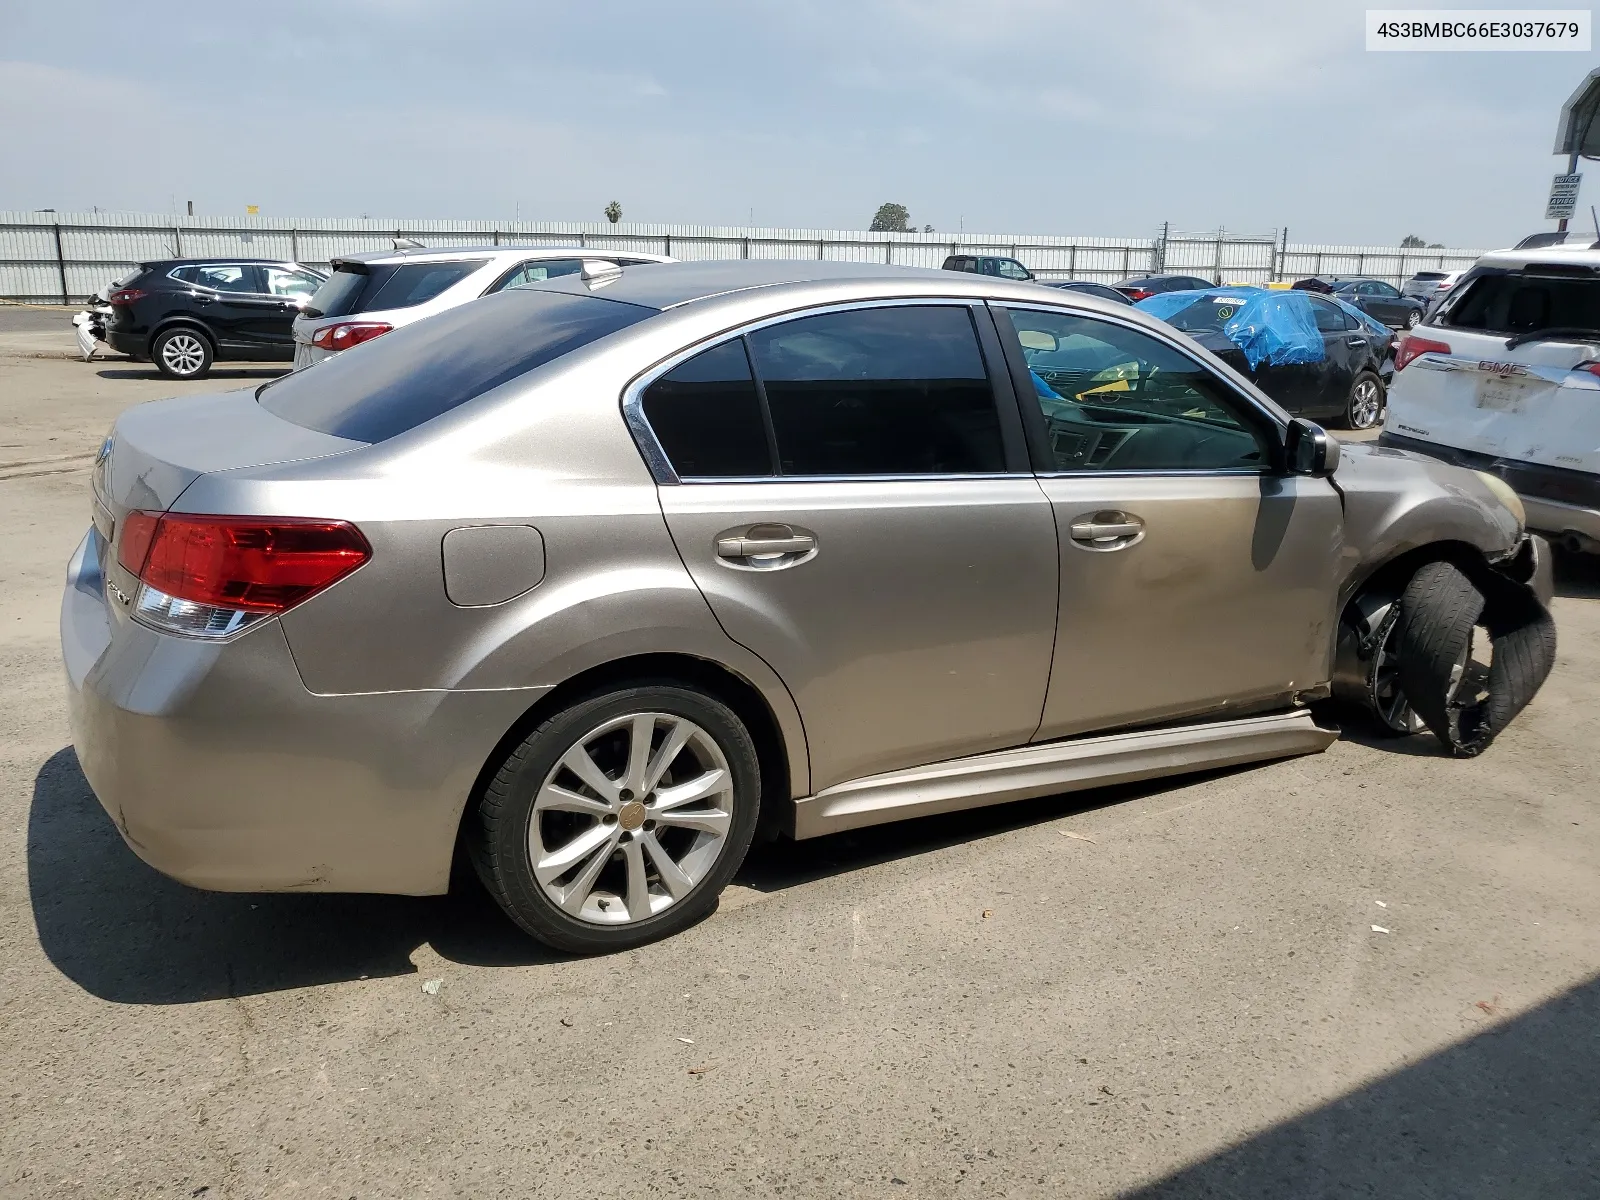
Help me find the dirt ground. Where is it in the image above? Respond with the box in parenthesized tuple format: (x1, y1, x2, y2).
(2, 310, 1598, 1198)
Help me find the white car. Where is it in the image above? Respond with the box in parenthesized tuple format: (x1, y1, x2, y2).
(292, 245, 672, 368)
(1381, 243, 1600, 552)
(1400, 269, 1464, 305)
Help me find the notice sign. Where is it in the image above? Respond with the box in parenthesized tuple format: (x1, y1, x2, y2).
(1547, 173, 1583, 220)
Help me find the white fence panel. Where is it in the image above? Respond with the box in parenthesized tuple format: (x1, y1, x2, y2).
(0, 210, 1492, 303)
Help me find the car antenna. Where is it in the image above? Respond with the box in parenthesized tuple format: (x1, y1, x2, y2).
(392, 236, 426, 250)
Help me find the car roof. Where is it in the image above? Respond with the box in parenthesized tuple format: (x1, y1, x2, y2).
(143, 258, 300, 268)
(1474, 244, 1600, 270)
(330, 245, 671, 267)
(530, 258, 1060, 311)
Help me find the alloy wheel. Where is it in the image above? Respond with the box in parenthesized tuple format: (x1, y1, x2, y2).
(527, 712, 735, 925)
(1369, 607, 1426, 734)
(160, 332, 207, 375)
(1405, 310, 1421, 329)
(1349, 378, 1383, 429)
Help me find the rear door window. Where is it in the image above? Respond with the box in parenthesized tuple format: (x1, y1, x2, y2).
(746, 305, 1005, 476)
(490, 258, 584, 293)
(259, 289, 653, 443)
(1309, 297, 1352, 333)
(188, 264, 260, 293)
(365, 261, 481, 311)
(641, 340, 771, 477)
(1443, 270, 1600, 336)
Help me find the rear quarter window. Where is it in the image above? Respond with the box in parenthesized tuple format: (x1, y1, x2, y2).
(365, 261, 481, 311)
(306, 266, 370, 318)
(259, 289, 654, 443)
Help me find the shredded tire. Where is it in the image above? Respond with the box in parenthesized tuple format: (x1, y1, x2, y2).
(1394, 560, 1556, 757)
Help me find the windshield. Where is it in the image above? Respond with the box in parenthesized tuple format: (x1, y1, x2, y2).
(1442, 269, 1600, 337)
(260, 288, 655, 442)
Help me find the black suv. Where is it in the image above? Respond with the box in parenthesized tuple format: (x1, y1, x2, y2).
(942, 254, 1036, 281)
(103, 259, 327, 379)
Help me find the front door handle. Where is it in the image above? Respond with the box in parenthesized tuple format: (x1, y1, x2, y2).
(715, 524, 817, 568)
(1068, 510, 1145, 551)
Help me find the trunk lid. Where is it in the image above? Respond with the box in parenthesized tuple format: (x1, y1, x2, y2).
(101, 388, 366, 515)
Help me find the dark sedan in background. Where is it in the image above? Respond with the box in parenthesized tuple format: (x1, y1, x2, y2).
(1045, 280, 1135, 305)
(1291, 277, 1426, 329)
(1113, 273, 1213, 301)
(1158, 291, 1395, 429)
(99, 258, 327, 379)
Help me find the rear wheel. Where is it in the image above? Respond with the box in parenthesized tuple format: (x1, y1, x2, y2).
(1342, 370, 1385, 430)
(1404, 309, 1421, 329)
(152, 327, 213, 379)
(471, 683, 761, 953)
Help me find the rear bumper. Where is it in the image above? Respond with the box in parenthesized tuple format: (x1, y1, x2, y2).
(1378, 431, 1600, 545)
(292, 342, 332, 370)
(105, 330, 145, 357)
(1521, 496, 1600, 548)
(61, 529, 541, 895)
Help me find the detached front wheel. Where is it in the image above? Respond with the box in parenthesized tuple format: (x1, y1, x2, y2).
(471, 683, 762, 953)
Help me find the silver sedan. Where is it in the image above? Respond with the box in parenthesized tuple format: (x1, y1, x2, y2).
(63, 260, 1552, 952)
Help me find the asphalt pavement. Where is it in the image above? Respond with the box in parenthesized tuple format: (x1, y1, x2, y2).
(2, 329, 1597, 1199)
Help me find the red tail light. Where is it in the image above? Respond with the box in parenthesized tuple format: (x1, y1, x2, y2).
(1578, 361, 1600, 377)
(108, 288, 147, 305)
(311, 321, 393, 351)
(1127, 289, 1153, 301)
(1394, 335, 1451, 371)
(118, 512, 370, 614)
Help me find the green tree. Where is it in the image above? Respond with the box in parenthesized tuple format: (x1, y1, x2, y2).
(1399, 234, 1427, 248)
(870, 202, 912, 232)
(604, 201, 623, 225)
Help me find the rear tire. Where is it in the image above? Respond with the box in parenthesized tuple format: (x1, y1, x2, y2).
(152, 327, 213, 379)
(1342, 370, 1385, 430)
(470, 682, 762, 953)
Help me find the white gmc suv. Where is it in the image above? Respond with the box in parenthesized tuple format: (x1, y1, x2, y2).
(1381, 243, 1600, 553)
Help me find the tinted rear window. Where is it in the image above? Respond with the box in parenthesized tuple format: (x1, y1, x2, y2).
(365, 261, 480, 311)
(259, 289, 654, 442)
(306, 266, 370, 318)
(1443, 270, 1600, 336)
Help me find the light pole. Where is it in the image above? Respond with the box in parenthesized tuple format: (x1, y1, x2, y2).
(1552, 68, 1600, 233)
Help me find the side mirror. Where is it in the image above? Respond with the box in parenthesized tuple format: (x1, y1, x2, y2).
(1287, 418, 1340, 477)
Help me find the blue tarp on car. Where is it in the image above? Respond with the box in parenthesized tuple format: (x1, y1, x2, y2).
(1136, 287, 1325, 369)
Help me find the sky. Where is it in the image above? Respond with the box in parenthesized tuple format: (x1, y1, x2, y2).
(1, 0, 1596, 247)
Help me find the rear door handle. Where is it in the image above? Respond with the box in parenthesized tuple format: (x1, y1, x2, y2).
(1068, 510, 1145, 550)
